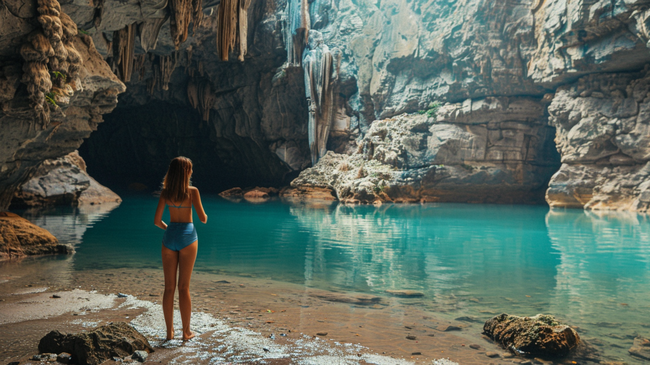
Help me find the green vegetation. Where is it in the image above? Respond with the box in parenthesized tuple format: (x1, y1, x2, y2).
(459, 163, 473, 171)
(417, 101, 441, 118)
(77, 28, 89, 35)
(45, 91, 58, 107)
(51, 71, 66, 81)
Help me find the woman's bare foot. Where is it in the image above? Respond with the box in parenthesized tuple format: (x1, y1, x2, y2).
(182, 331, 195, 341)
(166, 328, 174, 341)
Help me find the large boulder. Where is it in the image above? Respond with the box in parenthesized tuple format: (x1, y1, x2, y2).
(483, 313, 580, 358)
(38, 322, 153, 365)
(0, 212, 72, 261)
(11, 151, 121, 208)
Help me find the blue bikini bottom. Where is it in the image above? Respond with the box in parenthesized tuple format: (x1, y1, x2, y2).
(163, 222, 197, 251)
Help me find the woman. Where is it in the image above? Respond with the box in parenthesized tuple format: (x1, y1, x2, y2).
(154, 156, 208, 341)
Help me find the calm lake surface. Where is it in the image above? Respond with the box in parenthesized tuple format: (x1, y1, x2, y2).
(17, 195, 650, 362)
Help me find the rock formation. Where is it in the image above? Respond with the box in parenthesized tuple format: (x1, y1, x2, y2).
(38, 322, 153, 365)
(288, 104, 559, 204)
(0, 0, 125, 210)
(0, 212, 73, 261)
(11, 151, 121, 208)
(483, 313, 581, 357)
(546, 69, 650, 212)
(4, 0, 650, 210)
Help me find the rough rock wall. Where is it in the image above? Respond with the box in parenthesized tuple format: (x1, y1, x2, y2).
(288, 100, 559, 204)
(0, 0, 125, 210)
(78, 0, 311, 192)
(288, 0, 650, 209)
(546, 69, 650, 212)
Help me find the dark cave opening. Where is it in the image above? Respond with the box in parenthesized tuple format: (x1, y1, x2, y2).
(79, 100, 299, 195)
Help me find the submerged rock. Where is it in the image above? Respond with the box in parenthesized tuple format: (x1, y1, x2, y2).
(629, 337, 650, 360)
(0, 212, 72, 261)
(483, 313, 580, 358)
(38, 322, 153, 365)
(385, 289, 424, 297)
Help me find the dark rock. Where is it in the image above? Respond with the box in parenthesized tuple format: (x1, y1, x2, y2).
(406, 335, 416, 340)
(485, 352, 500, 358)
(38, 322, 153, 365)
(455, 316, 483, 323)
(483, 313, 580, 358)
(316, 332, 328, 336)
(469, 344, 481, 349)
(629, 337, 650, 360)
(385, 290, 425, 298)
(131, 350, 148, 362)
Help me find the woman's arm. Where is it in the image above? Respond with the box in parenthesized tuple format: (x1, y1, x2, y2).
(191, 187, 208, 223)
(154, 195, 167, 230)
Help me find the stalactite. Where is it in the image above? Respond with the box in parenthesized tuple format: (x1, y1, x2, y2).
(20, 0, 84, 128)
(187, 78, 216, 121)
(133, 54, 147, 81)
(216, 0, 252, 61)
(192, 0, 204, 34)
(303, 30, 340, 165)
(160, 52, 179, 90)
(285, 0, 310, 66)
(139, 17, 169, 52)
(169, 0, 193, 49)
(112, 24, 136, 82)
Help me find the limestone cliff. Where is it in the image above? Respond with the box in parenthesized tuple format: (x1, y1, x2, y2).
(4, 0, 650, 210)
(288, 0, 650, 209)
(0, 0, 125, 210)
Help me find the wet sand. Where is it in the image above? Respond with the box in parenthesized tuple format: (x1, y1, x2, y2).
(0, 259, 595, 364)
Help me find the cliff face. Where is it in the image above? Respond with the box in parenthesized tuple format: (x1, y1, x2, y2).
(287, 0, 650, 209)
(0, 0, 125, 210)
(4, 0, 650, 210)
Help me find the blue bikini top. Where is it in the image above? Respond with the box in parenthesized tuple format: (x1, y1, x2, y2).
(167, 201, 191, 209)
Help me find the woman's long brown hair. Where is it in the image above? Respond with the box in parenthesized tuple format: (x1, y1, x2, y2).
(161, 157, 193, 203)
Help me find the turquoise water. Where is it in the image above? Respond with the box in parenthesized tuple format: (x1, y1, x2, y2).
(18, 196, 650, 361)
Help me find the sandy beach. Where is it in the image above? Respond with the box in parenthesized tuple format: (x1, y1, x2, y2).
(0, 256, 552, 365)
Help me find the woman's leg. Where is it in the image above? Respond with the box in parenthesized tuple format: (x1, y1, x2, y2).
(178, 240, 198, 340)
(161, 245, 179, 340)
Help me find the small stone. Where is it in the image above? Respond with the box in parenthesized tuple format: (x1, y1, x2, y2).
(51, 294, 61, 299)
(411, 351, 421, 355)
(439, 325, 462, 331)
(316, 332, 328, 336)
(385, 289, 425, 297)
(502, 352, 514, 358)
(406, 335, 416, 340)
(117, 293, 128, 298)
(469, 344, 480, 349)
(485, 352, 499, 358)
(57, 352, 73, 364)
(132, 350, 148, 362)
(263, 347, 270, 352)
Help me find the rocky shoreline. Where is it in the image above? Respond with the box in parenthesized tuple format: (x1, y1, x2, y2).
(0, 264, 615, 365)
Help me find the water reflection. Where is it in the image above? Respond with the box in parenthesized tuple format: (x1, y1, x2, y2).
(20, 202, 121, 247)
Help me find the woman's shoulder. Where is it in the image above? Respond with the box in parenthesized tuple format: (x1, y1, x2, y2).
(189, 186, 199, 192)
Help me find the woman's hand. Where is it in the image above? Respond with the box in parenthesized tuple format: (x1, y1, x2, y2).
(191, 187, 208, 224)
(154, 195, 167, 230)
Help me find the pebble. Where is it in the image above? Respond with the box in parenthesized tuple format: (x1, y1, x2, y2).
(411, 352, 421, 355)
(485, 352, 500, 358)
(57, 352, 72, 364)
(406, 335, 416, 340)
(132, 350, 148, 362)
(439, 325, 462, 331)
(263, 347, 270, 352)
(316, 332, 328, 336)
(502, 352, 514, 358)
(117, 293, 128, 298)
(469, 344, 480, 349)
